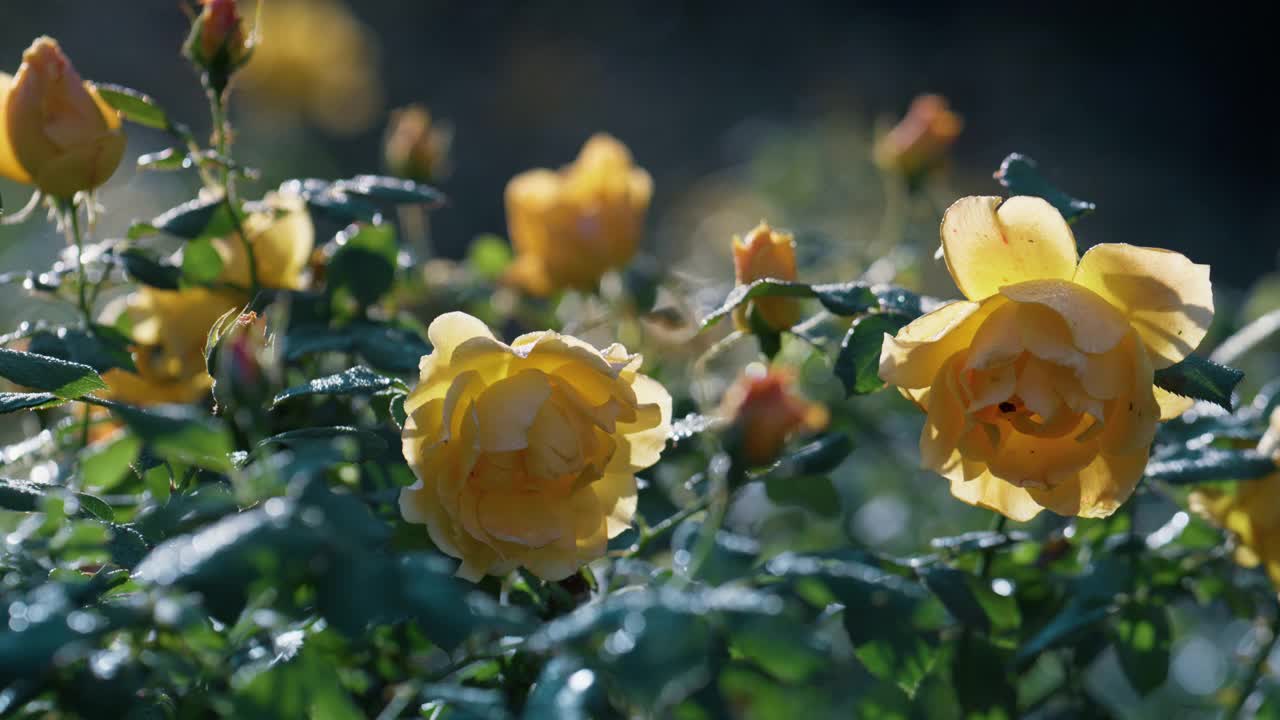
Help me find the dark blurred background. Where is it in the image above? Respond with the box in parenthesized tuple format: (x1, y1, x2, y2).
(1, 2, 1277, 300)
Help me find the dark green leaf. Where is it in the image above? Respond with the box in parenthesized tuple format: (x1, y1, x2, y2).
(757, 434, 853, 482)
(811, 282, 880, 316)
(1109, 602, 1171, 695)
(521, 656, 604, 720)
(106, 402, 233, 472)
(0, 477, 115, 522)
(922, 567, 990, 632)
(952, 635, 1017, 719)
(835, 313, 911, 395)
(280, 178, 380, 223)
(141, 196, 235, 241)
(272, 366, 400, 407)
(702, 279, 879, 329)
(1016, 601, 1110, 665)
(334, 174, 445, 206)
(623, 255, 661, 313)
(27, 326, 136, 374)
(180, 237, 225, 286)
(764, 475, 841, 518)
(1144, 448, 1276, 485)
(285, 321, 431, 374)
(96, 84, 169, 129)
(0, 391, 58, 414)
(994, 153, 1095, 223)
(1153, 354, 1244, 411)
(327, 223, 398, 307)
(0, 348, 107, 398)
(119, 247, 181, 289)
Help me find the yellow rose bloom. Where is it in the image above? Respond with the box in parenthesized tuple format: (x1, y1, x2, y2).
(505, 134, 652, 296)
(0, 36, 125, 198)
(237, 0, 381, 134)
(731, 222, 800, 333)
(400, 312, 672, 581)
(213, 191, 315, 291)
(1190, 409, 1280, 586)
(879, 196, 1213, 521)
(101, 192, 313, 405)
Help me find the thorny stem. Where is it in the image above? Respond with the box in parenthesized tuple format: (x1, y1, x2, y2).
(1226, 609, 1280, 720)
(205, 78, 260, 301)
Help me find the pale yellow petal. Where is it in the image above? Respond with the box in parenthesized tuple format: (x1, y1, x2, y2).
(427, 312, 497, 366)
(920, 356, 967, 470)
(940, 196, 1077, 301)
(963, 302, 1023, 371)
(1155, 388, 1194, 421)
(592, 472, 638, 538)
(944, 466, 1045, 522)
(619, 373, 672, 471)
(1073, 243, 1214, 368)
(879, 298, 997, 389)
(475, 370, 551, 452)
(1000, 279, 1129, 354)
(1027, 448, 1149, 519)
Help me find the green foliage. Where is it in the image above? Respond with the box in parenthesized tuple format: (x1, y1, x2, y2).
(994, 153, 1096, 223)
(0, 348, 107, 398)
(1154, 353, 1245, 411)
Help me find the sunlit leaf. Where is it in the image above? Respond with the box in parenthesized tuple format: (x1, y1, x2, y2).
(96, 84, 169, 129)
(272, 366, 402, 407)
(0, 348, 107, 399)
(1153, 354, 1244, 412)
(1109, 602, 1171, 695)
(835, 313, 911, 395)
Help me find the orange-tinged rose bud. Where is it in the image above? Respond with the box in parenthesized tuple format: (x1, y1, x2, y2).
(720, 366, 828, 468)
(185, 0, 252, 75)
(731, 222, 800, 333)
(874, 94, 962, 179)
(0, 37, 125, 197)
(504, 134, 652, 295)
(383, 104, 452, 183)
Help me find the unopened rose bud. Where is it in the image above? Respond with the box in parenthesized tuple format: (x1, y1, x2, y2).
(874, 94, 962, 180)
(720, 366, 828, 468)
(731, 222, 800, 333)
(383, 104, 452, 183)
(184, 0, 252, 85)
(0, 37, 125, 197)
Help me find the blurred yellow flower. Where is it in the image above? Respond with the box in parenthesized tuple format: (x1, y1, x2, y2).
(400, 312, 672, 581)
(1190, 409, 1280, 586)
(0, 36, 124, 197)
(505, 134, 652, 296)
(101, 192, 314, 405)
(731, 221, 800, 333)
(879, 196, 1213, 520)
(383, 104, 452, 184)
(237, 0, 381, 134)
(874, 94, 962, 180)
(720, 366, 827, 468)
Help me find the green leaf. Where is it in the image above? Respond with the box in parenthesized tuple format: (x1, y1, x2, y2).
(0, 348, 107, 398)
(333, 174, 445, 206)
(119, 247, 182, 289)
(952, 635, 1017, 720)
(835, 313, 911, 395)
(1144, 448, 1276, 485)
(764, 475, 840, 518)
(1015, 601, 1110, 666)
(1153, 354, 1244, 411)
(27, 325, 137, 374)
(0, 391, 58, 414)
(272, 366, 400, 407)
(0, 477, 114, 522)
(181, 237, 225, 286)
(258, 426, 389, 455)
(284, 321, 431, 374)
(994, 153, 1095, 223)
(702, 279, 878, 329)
(466, 234, 512, 280)
(106, 402, 234, 472)
(327, 223, 398, 307)
(80, 434, 142, 492)
(921, 567, 990, 632)
(757, 434, 853, 482)
(1109, 602, 1171, 695)
(140, 196, 235, 241)
(231, 641, 364, 720)
(96, 84, 169, 129)
(136, 148, 191, 171)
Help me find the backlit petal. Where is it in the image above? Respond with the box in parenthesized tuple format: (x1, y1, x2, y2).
(1027, 448, 1149, 518)
(940, 196, 1077, 301)
(1001, 279, 1128, 354)
(880, 298, 998, 389)
(1074, 243, 1213, 368)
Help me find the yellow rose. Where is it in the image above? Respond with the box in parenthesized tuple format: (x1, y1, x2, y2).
(1190, 409, 1280, 586)
(879, 196, 1213, 520)
(237, 0, 381, 134)
(399, 312, 672, 581)
(101, 192, 313, 404)
(505, 134, 652, 296)
(213, 191, 315, 291)
(874, 94, 962, 179)
(720, 366, 827, 468)
(731, 222, 800, 333)
(0, 37, 125, 197)
(383, 104, 451, 183)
